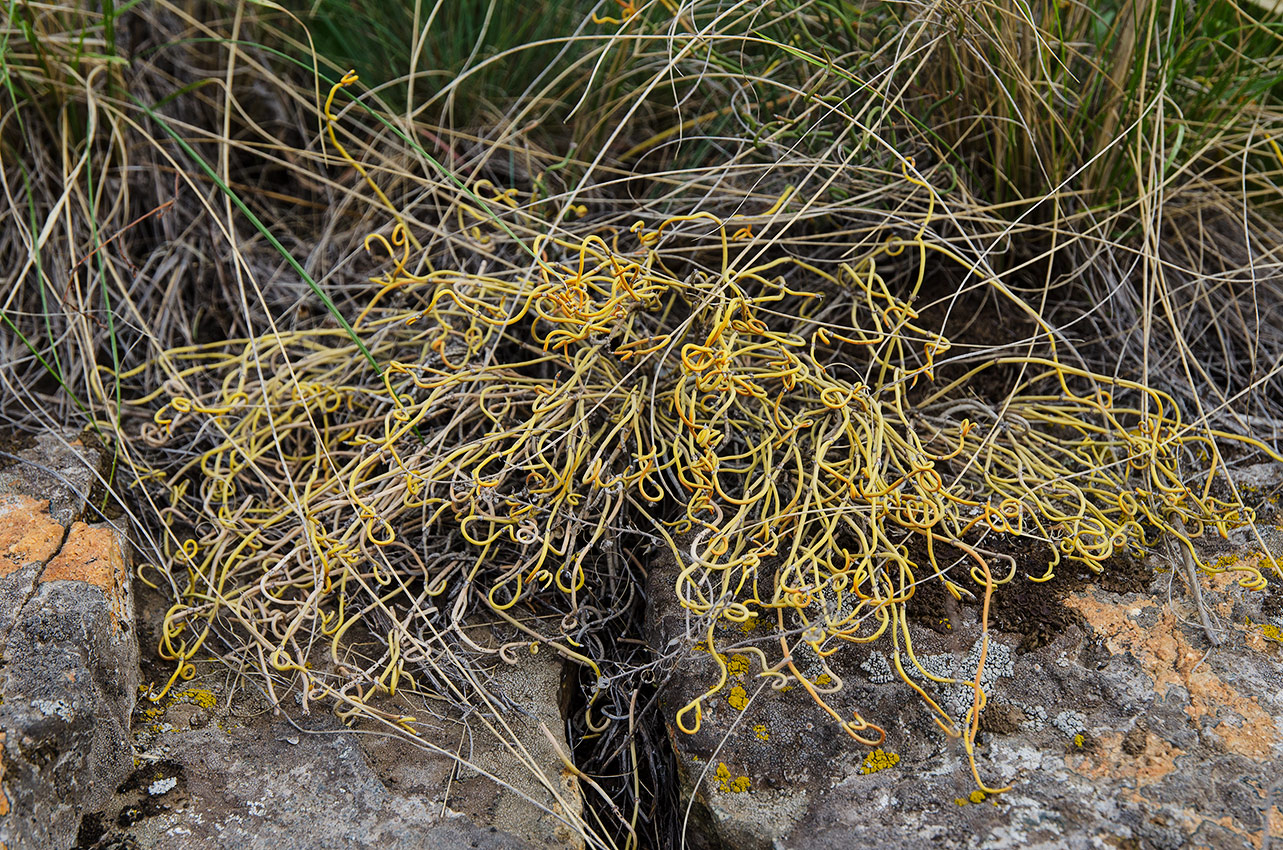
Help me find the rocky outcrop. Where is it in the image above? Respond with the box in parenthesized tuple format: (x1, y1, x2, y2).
(647, 521, 1283, 849)
(81, 698, 548, 850)
(0, 432, 138, 850)
(0, 431, 585, 850)
(81, 588, 585, 850)
(7, 426, 1281, 849)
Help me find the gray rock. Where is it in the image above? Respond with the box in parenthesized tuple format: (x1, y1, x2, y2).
(89, 711, 541, 850)
(450, 632, 586, 850)
(0, 433, 139, 850)
(647, 525, 1283, 849)
(0, 431, 107, 526)
(87, 593, 585, 850)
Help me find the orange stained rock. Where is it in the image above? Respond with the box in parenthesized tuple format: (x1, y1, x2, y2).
(1064, 589, 1278, 762)
(1203, 557, 1283, 652)
(0, 730, 7, 818)
(1144, 803, 1283, 850)
(41, 522, 131, 630)
(0, 494, 63, 577)
(1067, 729, 1184, 787)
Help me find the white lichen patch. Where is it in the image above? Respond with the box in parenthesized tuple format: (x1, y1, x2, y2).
(1010, 700, 1048, 730)
(929, 640, 1017, 717)
(861, 651, 896, 684)
(1052, 710, 1088, 739)
(148, 776, 178, 796)
(33, 698, 72, 721)
(860, 640, 1016, 720)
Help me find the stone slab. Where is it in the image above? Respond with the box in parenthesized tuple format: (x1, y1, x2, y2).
(0, 431, 107, 527)
(648, 516, 1283, 849)
(0, 432, 138, 850)
(81, 591, 585, 850)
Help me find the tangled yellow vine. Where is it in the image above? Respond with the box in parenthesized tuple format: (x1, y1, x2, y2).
(117, 79, 1283, 795)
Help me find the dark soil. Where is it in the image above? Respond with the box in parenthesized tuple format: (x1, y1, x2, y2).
(0, 427, 36, 472)
(905, 532, 1151, 652)
(78, 427, 125, 520)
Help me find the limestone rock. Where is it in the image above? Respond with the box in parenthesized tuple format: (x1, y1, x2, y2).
(81, 708, 541, 850)
(450, 638, 586, 850)
(83, 592, 584, 850)
(0, 431, 108, 526)
(647, 524, 1283, 849)
(0, 432, 138, 850)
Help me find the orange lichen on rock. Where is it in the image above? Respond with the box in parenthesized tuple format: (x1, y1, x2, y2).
(1064, 589, 1278, 761)
(1158, 806, 1283, 849)
(1066, 729, 1184, 787)
(1266, 807, 1283, 846)
(41, 522, 115, 587)
(0, 494, 63, 577)
(40, 522, 131, 629)
(0, 730, 8, 818)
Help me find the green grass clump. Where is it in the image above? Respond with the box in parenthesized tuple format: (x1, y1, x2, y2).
(305, 0, 597, 117)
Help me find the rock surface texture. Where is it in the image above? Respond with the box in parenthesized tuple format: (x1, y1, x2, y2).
(6, 427, 1283, 849)
(0, 431, 585, 850)
(0, 432, 138, 850)
(79, 591, 585, 850)
(647, 516, 1283, 848)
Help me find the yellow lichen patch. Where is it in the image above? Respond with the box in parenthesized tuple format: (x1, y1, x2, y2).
(0, 494, 63, 577)
(726, 653, 750, 676)
(727, 685, 748, 711)
(954, 788, 999, 807)
(859, 748, 899, 774)
(1244, 616, 1283, 650)
(714, 762, 751, 793)
(1073, 733, 1085, 749)
(138, 685, 219, 732)
(175, 688, 218, 710)
(752, 724, 769, 741)
(1209, 553, 1240, 571)
(1065, 591, 1278, 761)
(1204, 552, 1278, 596)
